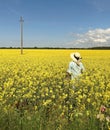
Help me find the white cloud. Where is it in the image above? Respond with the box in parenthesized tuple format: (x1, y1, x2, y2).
(67, 28, 110, 48)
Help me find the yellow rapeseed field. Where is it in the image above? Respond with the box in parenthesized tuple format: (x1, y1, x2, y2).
(0, 49, 110, 130)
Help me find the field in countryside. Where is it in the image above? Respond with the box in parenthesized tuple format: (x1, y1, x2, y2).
(0, 49, 110, 130)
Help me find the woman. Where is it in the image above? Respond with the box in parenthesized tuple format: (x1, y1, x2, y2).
(67, 52, 85, 80)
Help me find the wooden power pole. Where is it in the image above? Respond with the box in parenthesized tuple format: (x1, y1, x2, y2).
(20, 16, 24, 54)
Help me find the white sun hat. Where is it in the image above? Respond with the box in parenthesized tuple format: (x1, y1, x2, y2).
(70, 52, 82, 62)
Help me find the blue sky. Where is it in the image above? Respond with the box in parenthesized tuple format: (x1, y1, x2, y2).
(0, 0, 110, 48)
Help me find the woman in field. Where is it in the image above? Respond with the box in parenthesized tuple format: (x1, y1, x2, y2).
(67, 52, 85, 80)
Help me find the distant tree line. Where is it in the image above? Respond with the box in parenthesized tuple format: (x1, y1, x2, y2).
(0, 46, 110, 50)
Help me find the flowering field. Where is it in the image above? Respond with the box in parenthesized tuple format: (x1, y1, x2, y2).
(0, 49, 110, 130)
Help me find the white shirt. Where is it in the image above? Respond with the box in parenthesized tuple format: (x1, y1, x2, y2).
(67, 61, 85, 79)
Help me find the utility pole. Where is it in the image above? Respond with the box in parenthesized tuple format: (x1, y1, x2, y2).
(20, 16, 24, 54)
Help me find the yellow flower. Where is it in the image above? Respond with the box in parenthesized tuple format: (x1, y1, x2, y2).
(87, 98, 91, 103)
(43, 99, 52, 106)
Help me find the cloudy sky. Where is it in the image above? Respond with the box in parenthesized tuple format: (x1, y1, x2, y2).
(0, 0, 110, 48)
